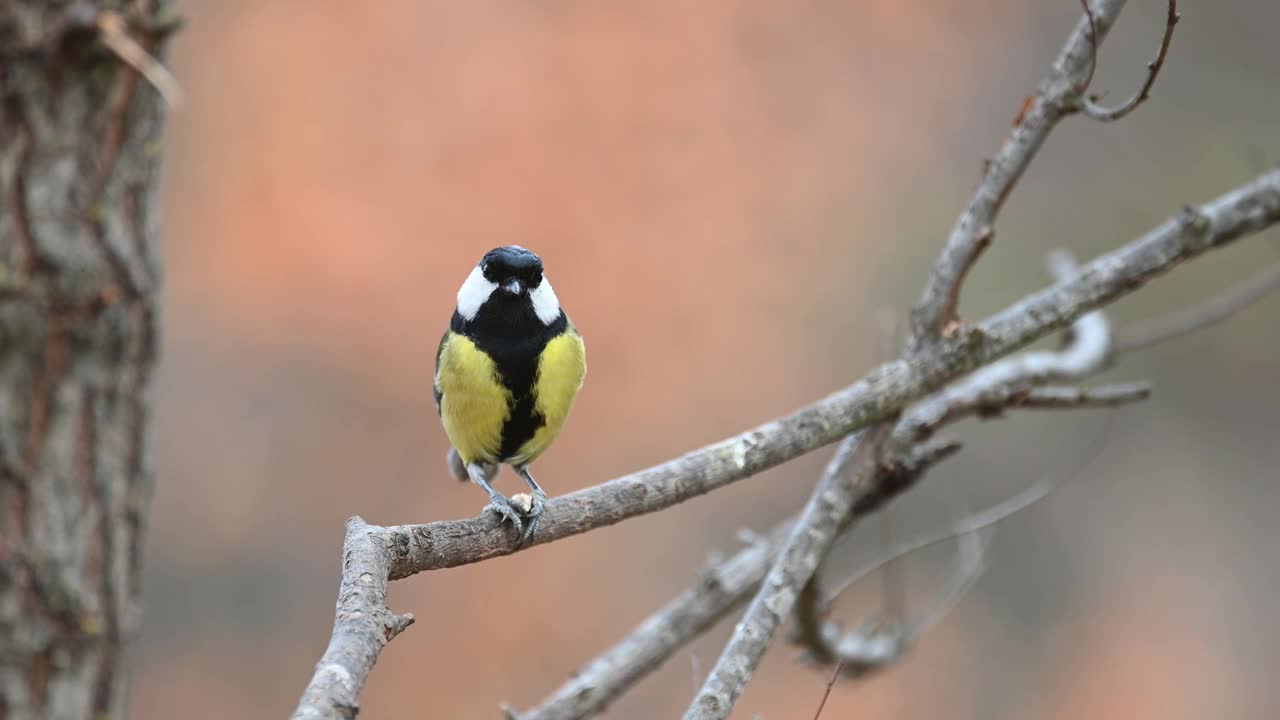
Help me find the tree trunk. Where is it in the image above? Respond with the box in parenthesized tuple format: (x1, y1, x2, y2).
(0, 3, 172, 718)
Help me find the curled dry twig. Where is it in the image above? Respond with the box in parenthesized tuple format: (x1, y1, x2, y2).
(1077, 0, 1180, 122)
(793, 529, 990, 680)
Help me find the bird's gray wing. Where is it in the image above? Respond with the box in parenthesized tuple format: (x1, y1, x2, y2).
(433, 328, 449, 415)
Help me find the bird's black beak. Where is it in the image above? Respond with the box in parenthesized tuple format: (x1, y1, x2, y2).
(501, 278, 525, 295)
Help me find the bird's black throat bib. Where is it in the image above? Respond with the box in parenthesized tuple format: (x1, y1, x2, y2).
(451, 296, 569, 462)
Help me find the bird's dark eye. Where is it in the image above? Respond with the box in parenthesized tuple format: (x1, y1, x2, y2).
(528, 271, 543, 287)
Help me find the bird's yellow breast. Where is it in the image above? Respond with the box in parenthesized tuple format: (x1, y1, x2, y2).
(436, 334, 511, 465)
(515, 330, 586, 465)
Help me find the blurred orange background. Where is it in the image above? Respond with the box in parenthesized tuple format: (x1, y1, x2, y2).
(136, 1, 1280, 718)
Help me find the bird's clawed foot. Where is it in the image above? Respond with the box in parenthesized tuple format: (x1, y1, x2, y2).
(483, 492, 526, 536)
(468, 461, 526, 537)
(482, 488, 545, 547)
(468, 461, 548, 547)
(515, 489, 547, 548)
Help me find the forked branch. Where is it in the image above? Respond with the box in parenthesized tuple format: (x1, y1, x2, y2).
(908, 0, 1131, 348)
(293, 167, 1280, 720)
(514, 441, 962, 720)
(790, 253, 1123, 671)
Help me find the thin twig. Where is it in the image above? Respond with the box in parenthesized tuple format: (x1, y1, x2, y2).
(1114, 259, 1280, 353)
(811, 662, 844, 720)
(892, 381, 1151, 436)
(1080, 1, 1180, 122)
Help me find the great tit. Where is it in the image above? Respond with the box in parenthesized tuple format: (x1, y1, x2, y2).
(434, 246, 586, 546)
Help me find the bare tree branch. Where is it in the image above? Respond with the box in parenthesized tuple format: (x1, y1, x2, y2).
(392, 169, 1280, 578)
(792, 233, 1280, 672)
(1114, 258, 1280, 353)
(1079, 0, 1180, 122)
(889, 382, 1151, 442)
(514, 521, 786, 720)
(514, 441, 960, 720)
(294, 519, 414, 720)
(908, 0, 1130, 348)
(517, 384, 1149, 718)
(293, 167, 1280, 720)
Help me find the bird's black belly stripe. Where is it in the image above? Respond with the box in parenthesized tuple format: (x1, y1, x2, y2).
(451, 298, 568, 463)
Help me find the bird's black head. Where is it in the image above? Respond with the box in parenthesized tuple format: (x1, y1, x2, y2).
(480, 246, 544, 296)
(455, 245, 563, 328)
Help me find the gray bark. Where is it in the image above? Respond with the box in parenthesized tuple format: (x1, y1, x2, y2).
(0, 3, 171, 718)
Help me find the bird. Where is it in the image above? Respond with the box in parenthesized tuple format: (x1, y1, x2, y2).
(434, 246, 586, 547)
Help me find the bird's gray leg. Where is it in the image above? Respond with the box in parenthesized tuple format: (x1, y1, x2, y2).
(513, 465, 547, 548)
(446, 447, 468, 482)
(467, 462, 523, 535)
(450, 449, 497, 484)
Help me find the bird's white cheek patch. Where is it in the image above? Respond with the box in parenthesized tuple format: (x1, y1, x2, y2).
(530, 280, 561, 325)
(456, 265, 497, 320)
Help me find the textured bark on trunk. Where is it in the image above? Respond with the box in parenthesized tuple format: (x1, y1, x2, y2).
(0, 3, 172, 718)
